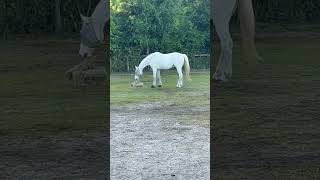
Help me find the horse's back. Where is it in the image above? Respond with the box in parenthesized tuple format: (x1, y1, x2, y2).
(149, 52, 185, 69)
(157, 52, 184, 61)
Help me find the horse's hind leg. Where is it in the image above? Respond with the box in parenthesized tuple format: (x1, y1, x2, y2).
(157, 69, 162, 87)
(214, 21, 233, 82)
(238, 0, 262, 64)
(151, 68, 157, 88)
(176, 68, 183, 88)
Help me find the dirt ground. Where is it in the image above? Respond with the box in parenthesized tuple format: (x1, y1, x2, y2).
(111, 102, 210, 180)
(212, 62, 320, 179)
(2, 30, 320, 179)
(0, 130, 107, 179)
(0, 39, 108, 179)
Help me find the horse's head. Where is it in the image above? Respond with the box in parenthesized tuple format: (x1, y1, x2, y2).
(79, 14, 99, 59)
(134, 66, 142, 81)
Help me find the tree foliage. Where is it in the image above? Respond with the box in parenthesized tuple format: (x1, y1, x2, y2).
(110, 0, 210, 72)
(1, 0, 319, 35)
(0, 0, 100, 35)
(252, 0, 320, 23)
(1, 0, 320, 71)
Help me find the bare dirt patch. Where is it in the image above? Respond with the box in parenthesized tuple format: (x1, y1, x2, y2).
(212, 63, 320, 179)
(0, 131, 107, 179)
(111, 102, 210, 180)
(0, 39, 108, 179)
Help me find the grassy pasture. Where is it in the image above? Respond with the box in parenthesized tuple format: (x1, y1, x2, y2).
(111, 71, 210, 127)
(0, 39, 107, 136)
(111, 71, 209, 106)
(0, 38, 107, 178)
(1, 31, 319, 178)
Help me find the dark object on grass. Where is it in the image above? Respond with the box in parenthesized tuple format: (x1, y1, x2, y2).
(65, 58, 106, 86)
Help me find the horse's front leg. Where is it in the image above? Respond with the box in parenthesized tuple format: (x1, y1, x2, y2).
(212, 0, 236, 82)
(157, 69, 162, 87)
(213, 19, 233, 82)
(176, 68, 183, 88)
(151, 68, 157, 88)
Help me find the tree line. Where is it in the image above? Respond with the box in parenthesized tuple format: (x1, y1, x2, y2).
(1, 0, 319, 36)
(1, 0, 319, 72)
(110, 0, 210, 72)
(0, 0, 100, 38)
(253, 0, 320, 23)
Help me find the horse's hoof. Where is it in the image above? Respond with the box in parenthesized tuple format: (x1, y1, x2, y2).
(158, 85, 162, 87)
(151, 85, 155, 88)
(213, 79, 224, 87)
(213, 79, 223, 83)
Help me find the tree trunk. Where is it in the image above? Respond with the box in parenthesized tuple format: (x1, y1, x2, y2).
(2, 1, 8, 39)
(126, 57, 130, 72)
(55, 0, 62, 34)
(146, 41, 150, 55)
(16, 0, 24, 33)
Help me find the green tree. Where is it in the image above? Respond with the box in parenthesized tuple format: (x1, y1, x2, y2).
(110, 0, 210, 71)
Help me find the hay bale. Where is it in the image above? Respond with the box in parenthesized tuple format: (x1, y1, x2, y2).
(71, 70, 83, 86)
(65, 57, 106, 86)
(65, 57, 96, 78)
(131, 81, 144, 88)
(82, 67, 106, 82)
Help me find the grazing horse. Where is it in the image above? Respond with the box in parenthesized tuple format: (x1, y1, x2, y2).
(65, 0, 109, 86)
(134, 52, 191, 88)
(78, 0, 109, 58)
(211, 0, 261, 82)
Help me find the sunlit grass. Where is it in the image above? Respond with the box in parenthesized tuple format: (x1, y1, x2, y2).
(111, 71, 210, 107)
(111, 70, 210, 127)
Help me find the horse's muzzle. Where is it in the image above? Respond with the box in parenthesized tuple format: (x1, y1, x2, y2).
(80, 53, 88, 59)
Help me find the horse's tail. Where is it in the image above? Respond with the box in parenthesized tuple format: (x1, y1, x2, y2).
(183, 54, 192, 81)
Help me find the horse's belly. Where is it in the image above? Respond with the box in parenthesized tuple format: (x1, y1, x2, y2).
(159, 64, 174, 69)
(154, 60, 174, 69)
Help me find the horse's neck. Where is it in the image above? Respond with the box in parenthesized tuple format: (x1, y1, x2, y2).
(139, 58, 150, 72)
(90, 0, 109, 42)
(91, 0, 109, 26)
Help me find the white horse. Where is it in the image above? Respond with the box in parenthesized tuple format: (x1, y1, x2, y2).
(134, 52, 191, 88)
(78, 0, 109, 58)
(212, 0, 261, 82)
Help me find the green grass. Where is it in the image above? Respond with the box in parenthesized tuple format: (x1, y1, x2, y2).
(111, 71, 210, 127)
(111, 71, 210, 107)
(0, 40, 107, 136)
